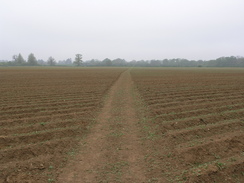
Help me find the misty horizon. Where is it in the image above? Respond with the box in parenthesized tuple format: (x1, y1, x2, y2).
(1, 53, 243, 63)
(1, 0, 244, 61)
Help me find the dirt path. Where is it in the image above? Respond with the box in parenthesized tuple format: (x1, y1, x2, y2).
(58, 69, 147, 183)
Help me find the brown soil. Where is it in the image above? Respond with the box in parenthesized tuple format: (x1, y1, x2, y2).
(130, 68, 244, 183)
(58, 69, 148, 183)
(0, 68, 126, 183)
(1, 67, 243, 183)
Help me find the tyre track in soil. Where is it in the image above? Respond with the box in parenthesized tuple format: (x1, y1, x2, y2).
(58, 69, 147, 183)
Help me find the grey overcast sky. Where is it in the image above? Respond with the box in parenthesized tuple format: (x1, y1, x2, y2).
(0, 0, 243, 61)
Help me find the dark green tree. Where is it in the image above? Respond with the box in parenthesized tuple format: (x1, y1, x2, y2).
(12, 55, 17, 62)
(47, 56, 56, 66)
(102, 58, 112, 66)
(27, 53, 38, 66)
(74, 54, 82, 66)
(112, 58, 126, 66)
(16, 53, 25, 65)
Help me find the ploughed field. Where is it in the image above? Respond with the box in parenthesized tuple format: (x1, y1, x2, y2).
(131, 68, 244, 182)
(1, 67, 243, 183)
(0, 67, 126, 182)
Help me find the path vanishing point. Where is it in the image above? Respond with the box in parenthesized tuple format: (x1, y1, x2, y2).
(58, 69, 148, 183)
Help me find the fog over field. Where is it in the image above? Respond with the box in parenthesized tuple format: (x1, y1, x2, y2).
(0, 0, 244, 61)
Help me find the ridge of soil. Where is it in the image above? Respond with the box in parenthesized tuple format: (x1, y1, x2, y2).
(58, 69, 148, 183)
(0, 68, 126, 183)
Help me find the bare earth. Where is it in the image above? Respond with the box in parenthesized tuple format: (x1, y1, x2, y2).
(58, 69, 147, 183)
(2, 68, 242, 182)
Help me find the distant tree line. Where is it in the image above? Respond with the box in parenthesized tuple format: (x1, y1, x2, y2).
(1, 54, 244, 67)
(84, 56, 244, 67)
(0, 53, 75, 66)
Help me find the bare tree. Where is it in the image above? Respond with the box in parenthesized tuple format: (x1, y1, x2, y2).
(47, 56, 56, 66)
(74, 54, 82, 66)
